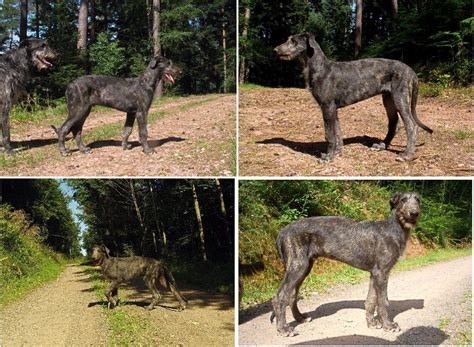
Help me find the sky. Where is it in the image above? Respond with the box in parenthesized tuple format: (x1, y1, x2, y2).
(58, 180, 87, 255)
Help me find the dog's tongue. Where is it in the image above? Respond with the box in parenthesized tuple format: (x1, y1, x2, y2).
(40, 57, 53, 68)
(164, 73, 175, 84)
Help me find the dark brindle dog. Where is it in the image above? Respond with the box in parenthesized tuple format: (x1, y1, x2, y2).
(0, 39, 56, 154)
(274, 33, 433, 162)
(91, 245, 187, 311)
(52, 56, 178, 155)
(271, 192, 421, 336)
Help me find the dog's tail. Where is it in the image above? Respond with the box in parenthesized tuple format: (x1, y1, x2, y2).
(411, 79, 433, 134)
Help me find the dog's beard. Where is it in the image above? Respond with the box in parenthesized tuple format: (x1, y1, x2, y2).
(397, 213, 418, 229)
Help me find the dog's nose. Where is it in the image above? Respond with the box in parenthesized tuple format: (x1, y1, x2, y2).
(410, 211, 419, 218)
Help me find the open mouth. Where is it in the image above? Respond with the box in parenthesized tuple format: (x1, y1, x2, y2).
(277, 53, 295, 61)
(37, 56, 54, 69)
(163, 73, 176, 84)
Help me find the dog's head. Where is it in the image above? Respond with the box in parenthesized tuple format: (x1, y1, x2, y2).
(91, 245, 110, 265)
(21, 38, 57, 71)
(149, 55, 180, 84)
(274, 33, 316, 61)
(390, 192, 421, 229)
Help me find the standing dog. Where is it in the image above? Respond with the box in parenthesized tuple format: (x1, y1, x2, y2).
(0, 39, 56, 154)
(52, 56, 178, 155)
(271, 192, 421, 336)
(274, 33, 433, 162)
(91, 245, 188, 311)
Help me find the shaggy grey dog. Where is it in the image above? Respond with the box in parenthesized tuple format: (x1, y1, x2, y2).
(274, 33, 433, 162)
(0, 39, 56, 154)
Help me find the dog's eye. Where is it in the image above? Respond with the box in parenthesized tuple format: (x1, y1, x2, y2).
(401, 197, 408, 203)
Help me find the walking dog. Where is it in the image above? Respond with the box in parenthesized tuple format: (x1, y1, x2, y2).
(0, 39, 56, 154)
(271, 192, 421, 336)
(91, 245, 187, 311)
(52, 56, 178, 155)
(274, 33, 433, 162)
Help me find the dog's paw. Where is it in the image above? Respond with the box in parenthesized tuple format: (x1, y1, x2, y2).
(367, 316, 383, 329)
(383, 322, 401, 332)
(371, 142, 386, 151)
(277, 326, 297, 337)
(396, 152, 416, 162)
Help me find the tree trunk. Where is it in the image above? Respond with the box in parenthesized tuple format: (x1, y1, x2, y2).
(90, 0, 96, 42)
(129, 180, 147, 249)
(35, 0, 39, 38)
(354, 0, 362, 57)
(77, 0, 88, 54)
(147, 180, 163, 255)
(391, 0, 398, 18)
(239, 5, 251, 84)
(215, 179, 232, 248)
(221, 7, 228, 93)
(20, 0, 28, 43)
(192, 183, 207, 262)
(153, 0, 163, 98)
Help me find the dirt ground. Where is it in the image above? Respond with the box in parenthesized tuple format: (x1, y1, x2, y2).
(1, 264, 234, 346)
(239, 256, 472, 345)
(1, 94, 235, 176)
(239, 88, 473, 176)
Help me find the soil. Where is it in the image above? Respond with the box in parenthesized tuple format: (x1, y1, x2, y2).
(239, 88, 473, 176)
(239, 256, 472, 345)
(1, 264, 234, 346)
(2, 94, 235, 176)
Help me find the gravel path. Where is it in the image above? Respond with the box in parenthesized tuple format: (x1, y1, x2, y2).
(1, 265, 108, 346)
(239, 256, 472, 345)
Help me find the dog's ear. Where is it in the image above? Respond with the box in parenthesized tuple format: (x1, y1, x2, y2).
(19, 39, 30, 48)
(304, 33, 315, 58)
(150, 56, 160, 69)
(101, 245, 110, 258)
(390, 192, 402, 210)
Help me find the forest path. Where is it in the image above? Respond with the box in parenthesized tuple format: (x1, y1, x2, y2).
(1, 264, 235, 346)
(1, 264, 108, 346)
(239, 88, 473, 176)
(239, 256, 472, 345)
(2, 93, 235, 176)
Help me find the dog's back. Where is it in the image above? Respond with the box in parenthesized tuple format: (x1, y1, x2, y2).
(100, 256, 160, 282)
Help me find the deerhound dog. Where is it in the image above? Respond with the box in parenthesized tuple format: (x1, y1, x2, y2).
(0, 39, 56, 154)
(52, 56, 178, 155)
(271, 192, 421, 336)
(274, 33, 433, 162)
(91, 245, 187, 311)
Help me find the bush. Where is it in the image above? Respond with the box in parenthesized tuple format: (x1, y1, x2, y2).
(89, 32, 127, 76)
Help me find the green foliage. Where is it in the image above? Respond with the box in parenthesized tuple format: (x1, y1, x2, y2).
(46, 64, 86, 92)
(89, 32, 127, 76)
(0, 205, 66, 306)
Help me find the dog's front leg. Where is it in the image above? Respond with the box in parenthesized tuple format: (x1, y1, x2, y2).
(320, 103, 343, 162)
(136, 111, 154, 154)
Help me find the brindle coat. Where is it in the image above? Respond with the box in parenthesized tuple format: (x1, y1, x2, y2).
(274, 33, 433, 162)
(91, 245, 187, 311)
(271, 192, 421, 336)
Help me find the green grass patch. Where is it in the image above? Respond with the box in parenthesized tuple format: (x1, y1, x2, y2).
(451, 130, 474, 140)
(84, 266, 154, 345)
(239, 83, 268, 91)
(241, 247, 471, 307)
(11, 101, 68, 125)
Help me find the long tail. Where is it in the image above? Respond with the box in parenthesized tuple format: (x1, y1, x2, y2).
(51, 125, 59, 135)
(412, 79, 433, 134)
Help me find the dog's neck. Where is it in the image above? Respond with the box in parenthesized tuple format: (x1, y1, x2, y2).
(301, 42, 329, 89)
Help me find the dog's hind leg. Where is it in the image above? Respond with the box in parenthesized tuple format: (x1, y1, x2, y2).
(290, 258, 314, 323)
(71, 118, 91, 153)
(372, 93, 399, 151)
(122, 112, 136, 150)
(144, 272, 161, 310)
(161, 267, 187, 310)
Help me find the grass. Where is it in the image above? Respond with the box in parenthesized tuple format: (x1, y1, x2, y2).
(84, 267, 154, 345)
(241, 247, 471, 307)
(452, 130, 474, 140)
(0, 258, 66, 307)
(239, 83, 268, 91)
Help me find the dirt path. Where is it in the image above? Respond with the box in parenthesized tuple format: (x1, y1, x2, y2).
(239, 88, 473, 176)
(1, 265, 108, 346)
(239, 256, 472, 345)
(1, 264, 234, 346)
(2, 94, 235, 176)
(114, 279, 235, 346)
